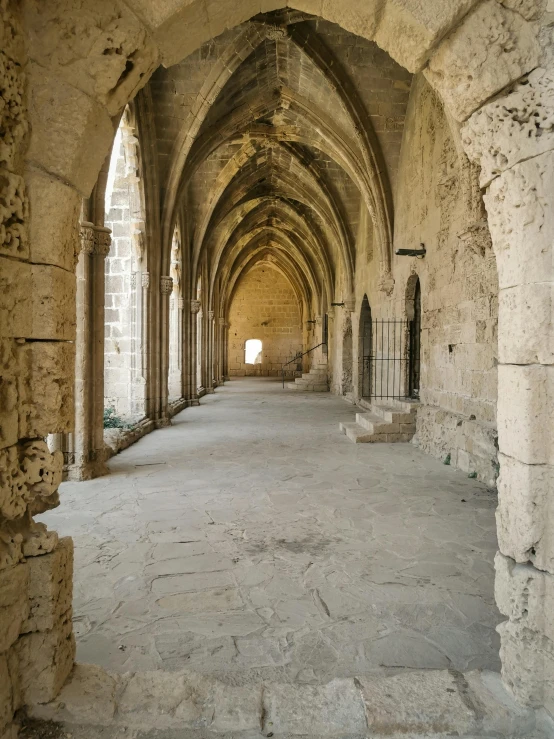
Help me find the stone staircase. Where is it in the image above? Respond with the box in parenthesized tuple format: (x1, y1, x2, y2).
(340, 397, 419, 442)
(287, 362, 329, 392)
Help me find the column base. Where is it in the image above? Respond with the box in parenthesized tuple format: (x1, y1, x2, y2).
(66, 457, 108, 482)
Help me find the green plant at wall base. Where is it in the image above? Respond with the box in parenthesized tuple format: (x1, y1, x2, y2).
(103, 406, 131, 429)
(468, 472, 477, 479)
(443, 454, 451, 465)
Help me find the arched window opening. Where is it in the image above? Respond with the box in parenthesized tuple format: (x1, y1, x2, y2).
(245, 339, 262, 365)
(104, 107, 146, 425)
(168, 228, 182, 401)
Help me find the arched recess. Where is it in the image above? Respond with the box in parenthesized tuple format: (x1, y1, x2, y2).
(358, 295, 373, 400)
(227, 258, 304, 377)
(14, 0, 552, 718)
(405, 274, 422, 400)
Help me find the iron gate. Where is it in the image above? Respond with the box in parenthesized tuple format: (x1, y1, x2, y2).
(361, 319, 418, 400)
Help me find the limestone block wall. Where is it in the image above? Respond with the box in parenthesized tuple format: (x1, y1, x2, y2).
(0, 4, 76, 734)
(342, 75, 499, 485)
(228, 264, 303, 376)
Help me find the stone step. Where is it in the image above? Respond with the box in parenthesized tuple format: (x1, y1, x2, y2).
(369, 403, 416, 424)
(287, 382, 329, 392)
(29, 664, 539, 738)
(340, 420, 414, 443)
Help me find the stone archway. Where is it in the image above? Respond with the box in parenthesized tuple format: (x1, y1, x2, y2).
(1, 0, 552, 726)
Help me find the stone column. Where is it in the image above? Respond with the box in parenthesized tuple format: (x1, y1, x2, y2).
(158, 275, 173, 424)
(67, 222, 111, 481)
(463, 64, 554, 712)
(205, 310, 215, 393)
(222, 319, 230, 381)
(216, 316, 226, 385)
(190, 299, 201, 402)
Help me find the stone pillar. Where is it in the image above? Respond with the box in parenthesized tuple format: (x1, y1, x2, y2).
(67, 222, 111, 481)
(222, 319, 230, 381)
(205, 310, 215, 393)
(463, 63, 554, 712)
(158, 275, 173, 424)
(190, 299, 201, 401)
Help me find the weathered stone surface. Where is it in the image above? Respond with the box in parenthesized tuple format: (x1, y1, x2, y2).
(498, 283, 554, 366)
(0, 257, 30, 339)
(23, 0, 159, 116)
(464, 669, 537, 736)
(0, 341, 19, 450)
(374, 0, 480, 73)
(22, 537, 73, 633)
(463, 67, 554, 187)
(30, 265, 76, 341)
(16, 608, 75, 704)
(0, 441, 62, 521)
(360, 671, 475, 735)
(263, 678, 367, 735)
(495, 553, 554, 639)
(425, 0, 540, 121)
(30, 663, 117, 727)
(496, 453, 554, 571)
(0, 562, 28, 652)
(117, 671, 210, 729)
(209, 683, 262, 732)
(17, 342, 74, 438)
(484, 152, 554, 290)
(497, 364, 554, 466)
(26, 65, 114, 196)
(25, 167, 81, 272)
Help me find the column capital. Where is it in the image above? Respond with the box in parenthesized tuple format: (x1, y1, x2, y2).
(141, 272, 150, 289)
(95, 226, 112, 257)
(79, 222, 112, 257)
(160, 275, 173, 295)
(218, 317, 226, 326)
(208, 310, 215, 320)
(191, 299, 201, 314)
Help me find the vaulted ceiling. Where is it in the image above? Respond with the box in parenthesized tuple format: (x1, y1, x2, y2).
(148, 11, 412, 315)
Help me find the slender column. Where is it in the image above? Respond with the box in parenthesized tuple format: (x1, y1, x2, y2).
(157, 275, 173, 425)
(67, 222, 110, 481)
(222, 320, 230, 381)
(205, 310, 215, 393)
(190, 299, 201, 401)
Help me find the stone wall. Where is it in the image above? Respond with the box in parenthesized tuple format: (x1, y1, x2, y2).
(341, 75, 499, 486)
(0, 2, 75, 735)
(228, 264, 303, 376)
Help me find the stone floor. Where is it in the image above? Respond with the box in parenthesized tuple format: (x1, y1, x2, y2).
(40, 378, 502, 682)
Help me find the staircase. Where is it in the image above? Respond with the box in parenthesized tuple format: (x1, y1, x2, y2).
(340, 398, 419, 442)
(287, 362, 329, 392)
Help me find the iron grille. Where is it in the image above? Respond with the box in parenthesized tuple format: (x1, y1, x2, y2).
(362, 319, 414, 400)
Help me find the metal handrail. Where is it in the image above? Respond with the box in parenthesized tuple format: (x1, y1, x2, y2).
(281, 342, 327, 388)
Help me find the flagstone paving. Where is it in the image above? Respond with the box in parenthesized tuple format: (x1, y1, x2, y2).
(40, 377, 501, 681)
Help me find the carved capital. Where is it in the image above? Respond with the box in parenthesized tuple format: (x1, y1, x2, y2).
(95, 227, 112, 257)
(141, 272, 150, 289)
(344, 299, 356, 312)
(130, 272, 137, 290)
(208, 310, 215, 320)
(378, 272, 395, 296)
(178, 298, 185, 311)
(191, 299, 201, 314)
(218, 317, 226, 326)
(160, 275, 173, 295)
(79, 222, 96, 254)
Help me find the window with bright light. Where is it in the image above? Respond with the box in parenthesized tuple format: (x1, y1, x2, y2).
(245, 339, 262, 365)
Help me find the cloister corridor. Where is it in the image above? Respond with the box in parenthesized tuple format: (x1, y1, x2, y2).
(40, 379, 501, 680)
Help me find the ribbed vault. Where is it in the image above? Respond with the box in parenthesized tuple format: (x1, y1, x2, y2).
(155, 11, 409, 322)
